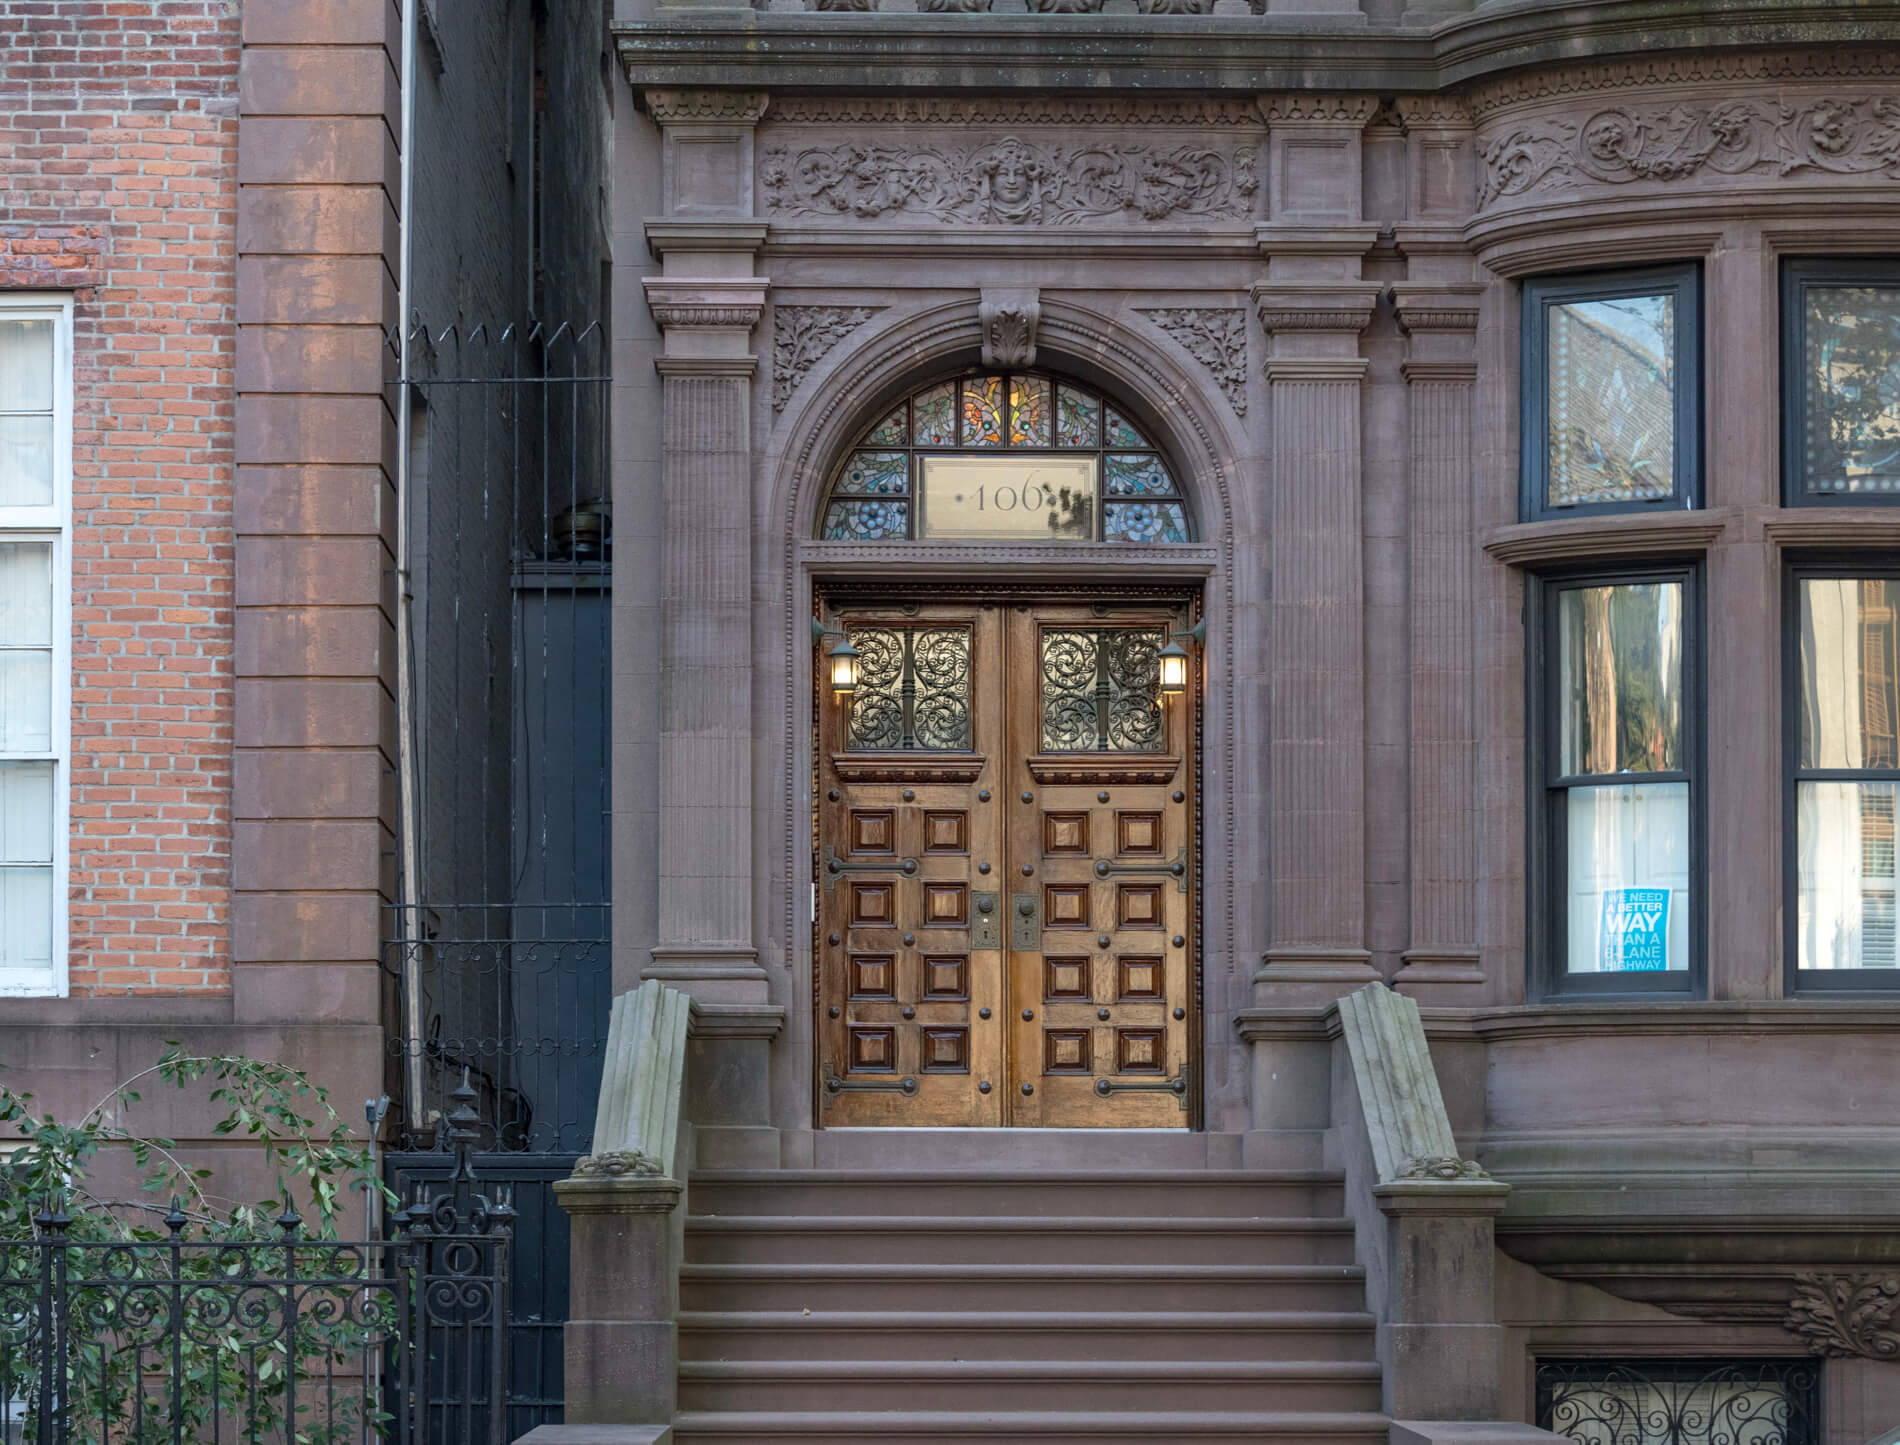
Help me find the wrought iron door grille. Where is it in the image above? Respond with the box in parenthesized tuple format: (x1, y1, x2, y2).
(1535, 1358, 1821, 1445)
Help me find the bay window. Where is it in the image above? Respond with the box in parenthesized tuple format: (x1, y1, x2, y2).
(1782, 258, 1900, 504)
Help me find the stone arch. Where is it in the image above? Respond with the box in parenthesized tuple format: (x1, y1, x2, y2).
(759, 291, 1252, 1134)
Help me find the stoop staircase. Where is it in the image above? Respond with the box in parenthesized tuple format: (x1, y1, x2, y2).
(670, 1167, 1388, 1444)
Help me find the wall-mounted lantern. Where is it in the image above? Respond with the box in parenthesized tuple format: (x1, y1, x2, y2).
(1157, 638, 1190, 697)
(827, 637, 862, 697)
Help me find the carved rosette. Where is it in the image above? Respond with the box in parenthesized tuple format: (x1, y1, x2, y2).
(1478, 94, 1900, 209)
(1140, 308, 1248, 416)
(1397, 1155, 1491, 1183)
(1784, 1273, 1900, 1359)
(760, 136, 1258, 226)
(773, 305, 882, 412)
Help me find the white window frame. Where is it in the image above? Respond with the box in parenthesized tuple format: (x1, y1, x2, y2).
(0, 293, 73, 998)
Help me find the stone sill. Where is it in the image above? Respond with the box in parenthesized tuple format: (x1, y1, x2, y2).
(1238, 997, 1900, 1042)
(1482, 509, 1730, 567)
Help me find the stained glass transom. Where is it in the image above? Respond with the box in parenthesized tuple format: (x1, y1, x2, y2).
(818, 372, 1191, 544)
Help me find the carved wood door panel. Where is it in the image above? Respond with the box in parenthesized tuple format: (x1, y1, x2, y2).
(818, 597, 1194, 1128)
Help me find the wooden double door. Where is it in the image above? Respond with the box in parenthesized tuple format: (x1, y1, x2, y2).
(817, 595, 1196, 1128)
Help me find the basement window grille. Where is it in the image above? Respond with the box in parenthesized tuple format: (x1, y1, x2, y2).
(1536, 1358, 1820, 1445)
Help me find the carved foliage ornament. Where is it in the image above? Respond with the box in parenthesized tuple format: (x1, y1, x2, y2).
(761, 135, 1258, 226)
(1397, 1155, 1491, 1182)
(573, 1149, 665, 1179)
(1140, 308, 1247, 417)
(645, 90, 770, 125)
(1784, 1273, 1900, 1360)
(763, 98, 1263, 128)
(1480, 97, 1900, 207)
(981, 289, 1039, 369)
(773, 305, 883, 412)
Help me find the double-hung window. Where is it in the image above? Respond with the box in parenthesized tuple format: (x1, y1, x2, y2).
(1532, 566, 1703, 997)
(1782, 258, 1900, 504)
(1788, 563, 1900, 989)
(0, 297, 71, 997)
(1521, 265, 1701, 521)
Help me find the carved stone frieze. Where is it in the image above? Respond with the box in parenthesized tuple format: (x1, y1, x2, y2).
(1394, 96, 1474, 133)
(764, 97, 1264, 127)
(1398, 1155, 1491, 1183)
(1480, 95, 1900, 208)
(650, 305, 766, 328)
(1140, 308, 1247, 416)
(980, 288, 1040, 368)
(1259, 94, 1379, 127)
(1466, 51, 1900, 122)
(760, 136, 1258, 225)
(772, 305, 883, 412)
(645, 89, 771, 124)
(1784, 1273, 1900, 1360)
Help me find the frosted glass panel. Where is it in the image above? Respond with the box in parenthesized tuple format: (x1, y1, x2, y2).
(1797, 781, 1899, 970)
(1557, 582, 1683, 776)
(0, 320, 53, 411)
(1564, 782, 1690, 973)
(1798, 577, 1900, 770)
(0, 651, 52, 752)
(1547, 292, 1675, 508)
(0, 762, 53, 863)
(0, 867, 53, 972)
(0, 543, 53, 647)
(0, 415, 54, 507)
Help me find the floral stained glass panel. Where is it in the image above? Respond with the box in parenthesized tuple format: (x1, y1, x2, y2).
(835, 450, 909, 496)
(823, 499, 908, 541)
(1010, 376, 1052, 447)
(912, 383, 957, 446)
(1547, 293, 1676, 508)
(868, 407, 907, 446)
(1104, 407, 1149, 449)
(1803, 286, 1900, 494)
(960, 375, 1004, 447)
(1056, 387, 1100, 448)
(1104, 501, 1189, 544)
(1105, 454, 1176, 497)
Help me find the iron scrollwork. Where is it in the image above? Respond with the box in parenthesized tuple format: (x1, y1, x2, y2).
(1040, 626, 1166, 753)
(846, 626, 973, 751)
(1535, 1358, 1820, 1445)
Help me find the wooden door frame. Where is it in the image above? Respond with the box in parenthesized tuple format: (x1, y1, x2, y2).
(811, 577, 1206, 1129)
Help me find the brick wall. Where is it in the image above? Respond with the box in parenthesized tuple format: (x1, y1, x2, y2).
(1, 0, 241, 995)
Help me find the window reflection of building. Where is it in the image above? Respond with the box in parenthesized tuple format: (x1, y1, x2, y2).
(1550, 299, 1676, 507)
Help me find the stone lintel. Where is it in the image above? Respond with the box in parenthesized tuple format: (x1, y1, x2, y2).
(1255, 224, 1382, 263)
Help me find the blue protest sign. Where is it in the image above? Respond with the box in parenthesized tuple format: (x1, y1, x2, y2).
(1599, 887, 1670, 971)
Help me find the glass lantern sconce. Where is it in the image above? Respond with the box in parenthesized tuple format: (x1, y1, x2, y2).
(812, 616, 861, 698)
(1159, 618, 1206, 699)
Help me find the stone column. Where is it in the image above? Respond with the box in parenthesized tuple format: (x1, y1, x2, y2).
(1252, 286, 1383, 1005)
(637, 91, 783, 1167)
(1251, 97, 1384, 1008)
(1391, 286, 1485, 1002)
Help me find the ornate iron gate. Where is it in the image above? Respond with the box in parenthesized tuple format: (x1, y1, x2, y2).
(382, 319, 612, 1428)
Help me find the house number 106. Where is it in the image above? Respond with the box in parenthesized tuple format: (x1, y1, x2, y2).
(969, 482, 1048, 512)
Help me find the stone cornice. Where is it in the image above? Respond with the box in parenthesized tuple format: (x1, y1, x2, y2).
(643, 277, 769, 333)
(615, 10, 1900, 98)
(644, 88, 770, 124)
(1483, 510, 1732, 567)
(1399, 359, 1477, 384)
(1252, 281, 1382, 338)
(763, 96, 1263, 128)
(654, 355, 760, 377)
(1391, 283, 1485, 334)
(645, 220, 771, 257)
(1393, 95, 1473, 133)
(1263, 357, 1371, 383)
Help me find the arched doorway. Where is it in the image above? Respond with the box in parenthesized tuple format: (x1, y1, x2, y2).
(810, 370, 1202, 1128)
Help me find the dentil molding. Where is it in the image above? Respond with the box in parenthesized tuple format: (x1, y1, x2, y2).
(1784, 1273, 1900, 1360)
(1139, 308, 1248, 416)
(1479, 94, 1900, 209)
(764, 97, 1263, 128)
(1465, 50, 1900, 123)
(1259, 94, 1379, 127)
(1252, 282, 1383, 336)
(760, 136, 1258, 225)
(643, 278, 769, 331)
(772, 305, 883, 412)
(645, 89, 770, 124)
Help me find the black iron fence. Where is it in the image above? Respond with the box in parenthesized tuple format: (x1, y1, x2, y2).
(0, 1095, 514, 1445)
